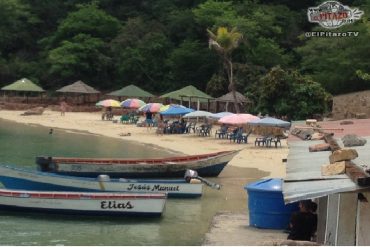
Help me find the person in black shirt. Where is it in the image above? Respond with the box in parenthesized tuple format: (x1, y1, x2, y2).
(287, 200, 318, 241)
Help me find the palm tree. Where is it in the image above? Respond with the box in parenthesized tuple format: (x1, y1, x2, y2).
(208, 27, 243, 113)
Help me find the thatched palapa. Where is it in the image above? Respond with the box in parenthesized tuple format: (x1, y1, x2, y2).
(56, 80, 100, 94)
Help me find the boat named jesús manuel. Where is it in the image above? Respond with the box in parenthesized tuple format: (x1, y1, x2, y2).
(0, 165, 205, 198)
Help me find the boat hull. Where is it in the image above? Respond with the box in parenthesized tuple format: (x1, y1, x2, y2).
(36, 150, 239, 178)
(0, 189, 166, 217)
(0, 165, 202, 198)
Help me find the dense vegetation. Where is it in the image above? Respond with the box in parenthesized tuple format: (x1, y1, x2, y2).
(0, 0, 369, 118)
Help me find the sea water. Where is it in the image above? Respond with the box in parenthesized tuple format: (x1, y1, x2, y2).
(0, 119, 266, 245)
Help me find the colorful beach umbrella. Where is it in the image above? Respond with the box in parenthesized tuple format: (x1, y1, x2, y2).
(138, 103, 163, 113)
(218, 114, 260, 125)
(120, 98, 146, 109)
(96, 99, 121, 107)
(159, 104, 194, 116)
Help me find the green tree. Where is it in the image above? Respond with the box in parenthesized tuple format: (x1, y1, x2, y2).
(208, 27, 243, 113)
(48, 2, 121, 46)
(44, 3, 120, 88)
(295, 2, 370, 94)
(166, 40, 217, 91)
(254, 66, 331, 120)
(48, 34, 111, 86)
(111, 17, 172, 92)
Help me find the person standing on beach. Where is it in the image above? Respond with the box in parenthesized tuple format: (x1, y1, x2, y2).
(145, 111, 153, 130)
(60, 100, 68, 116)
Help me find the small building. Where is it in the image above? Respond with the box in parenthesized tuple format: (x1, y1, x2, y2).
(107, 84, 154, 101)
(56, 80, 100, 105)
(1, 78, 45, 104)
(283, 119, 370, 245)
(160, 85, 213, 110)
(211, 91, 250, 113)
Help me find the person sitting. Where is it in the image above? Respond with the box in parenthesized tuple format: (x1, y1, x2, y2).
(106, 107, 113, 120)
(178, 118, 187, 134)
(287, 200, 318, 242)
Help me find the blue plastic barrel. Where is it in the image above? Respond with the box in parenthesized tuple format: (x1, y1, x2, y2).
(245, 178, 299, 229)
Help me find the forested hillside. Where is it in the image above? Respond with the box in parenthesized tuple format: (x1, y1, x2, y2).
(0, 0, 369, 99)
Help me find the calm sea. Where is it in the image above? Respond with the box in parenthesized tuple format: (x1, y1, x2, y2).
(0, 119, 266, 245)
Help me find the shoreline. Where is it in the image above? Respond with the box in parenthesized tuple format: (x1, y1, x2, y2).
(0, 110, 287, 178)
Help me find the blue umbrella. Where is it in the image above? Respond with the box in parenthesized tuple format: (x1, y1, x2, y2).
(209, 112, 234, 119)
(160, 104, 194, 116)
(248, 117, 291, 128)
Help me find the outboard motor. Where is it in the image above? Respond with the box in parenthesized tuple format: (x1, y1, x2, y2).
(97, 174, 111, 182)
(97, 174, 110, 191)
(184, 169, 221, 190)
(35, 156, 53, 172)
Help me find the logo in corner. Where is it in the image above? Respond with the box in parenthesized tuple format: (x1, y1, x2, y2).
(308, 1, 364, 29)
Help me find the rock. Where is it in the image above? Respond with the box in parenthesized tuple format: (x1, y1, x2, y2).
(342, 134, 367, 147)
(291, 128, 315, 140)
(321, 161, 346, 176)
(329, 149, 358, 163)
(310, 133, 324, 140)
(20, 107, 45, 116)
(309, 143, 331, 152)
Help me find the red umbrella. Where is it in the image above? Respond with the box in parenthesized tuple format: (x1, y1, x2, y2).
(218, 114, 260, 125)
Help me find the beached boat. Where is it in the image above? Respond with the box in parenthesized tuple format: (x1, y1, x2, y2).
(0, 165, 203, 198)
(0, 189, 166, 217)
(36, 150, 239, 178)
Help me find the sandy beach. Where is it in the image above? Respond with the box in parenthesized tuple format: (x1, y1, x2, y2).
(0, 109, 287, 178)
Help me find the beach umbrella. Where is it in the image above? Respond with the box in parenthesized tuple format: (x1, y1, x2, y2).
(218, 114, 260, 125)
(138, 103, 163, 113)
(96, 99, 121, 107)
(248, 117, 291, 128)
(183, 110, 213, 118)
(120, 98, 146, 109)
(209, 112, 234, 119)
(159, 104, 194, 116)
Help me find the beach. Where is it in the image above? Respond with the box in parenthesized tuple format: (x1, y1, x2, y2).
(0, 110, 287, 178)
(0, 109, 289, 245)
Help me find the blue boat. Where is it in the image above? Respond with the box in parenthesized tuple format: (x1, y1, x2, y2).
(0, 165, 203, 198)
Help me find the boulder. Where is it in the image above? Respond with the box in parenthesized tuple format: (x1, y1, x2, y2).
(329, 149, 358, 163)
(342, 134, 367, 147)
(321, 161, 346, 176)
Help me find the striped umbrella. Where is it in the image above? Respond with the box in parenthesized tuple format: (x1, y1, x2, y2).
(96, 99, 121, 107)
(218, 114, 260, 125)
(120, 98, 146, 109)
(138, 103, 163, 113)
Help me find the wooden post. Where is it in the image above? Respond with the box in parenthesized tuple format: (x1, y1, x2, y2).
(345, 161, 370, 186)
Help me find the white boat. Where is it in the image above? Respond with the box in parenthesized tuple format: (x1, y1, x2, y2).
(0, 165, 203, 198)
(0, 188, 166, 217)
